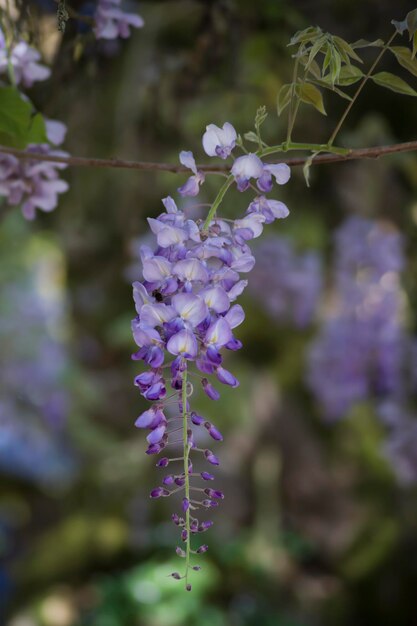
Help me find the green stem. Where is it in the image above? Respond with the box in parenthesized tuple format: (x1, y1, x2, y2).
(327, 30, 397, 146)
(260, 141, 350, 158)
(203, 175, 234, 229)
(182, 365, 190, 589)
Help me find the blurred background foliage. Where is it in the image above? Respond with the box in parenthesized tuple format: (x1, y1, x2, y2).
(3, 0, 417, 624)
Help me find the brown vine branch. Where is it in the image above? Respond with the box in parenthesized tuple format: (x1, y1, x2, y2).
(1, 140, 417, 174)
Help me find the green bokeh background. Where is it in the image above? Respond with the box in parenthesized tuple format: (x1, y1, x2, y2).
(3, 1, 417, 624)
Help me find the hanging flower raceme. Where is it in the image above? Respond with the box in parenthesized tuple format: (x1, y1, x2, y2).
(131, 122, 290, 590)
(0, 28, 69, 219)
(0, 120, 69, 220)
(307, 216, 406, 420)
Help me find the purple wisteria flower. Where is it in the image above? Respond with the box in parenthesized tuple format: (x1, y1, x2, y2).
(0, 120, 69, 220)
(0, 28, 50, 87)
(231, 153, 290, 192)
(307, 216, 406, 420)
(177, 151, 206, 197)
(202, 123, 237, 159)
(249, 235, 322, 328)
(131, 121, 290, 589)
(94, 0, 144, 40)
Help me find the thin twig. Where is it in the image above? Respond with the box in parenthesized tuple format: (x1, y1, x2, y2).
(1, 140, 417, 174)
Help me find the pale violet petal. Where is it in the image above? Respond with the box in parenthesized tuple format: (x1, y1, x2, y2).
(179, 150, 197, 175)
(264, 163, 291, 185)
(225, 304, 245, 328)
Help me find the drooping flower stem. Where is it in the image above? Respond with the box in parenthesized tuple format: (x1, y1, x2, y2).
(182, 364, 191, 588)
(202, 175, 234, 229)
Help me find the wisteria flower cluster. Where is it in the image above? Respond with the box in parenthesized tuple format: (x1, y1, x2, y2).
(0, 28, 50, 88)
(131, 122, 290, 589)
(0, 28, 69, 219)
(0, 120, 69, 220)
(250, 235, 322, 328)
(307, 216, 406, 420)
(94, 0, 144, 40)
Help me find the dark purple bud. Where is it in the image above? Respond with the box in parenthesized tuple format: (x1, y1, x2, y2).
(199, 521, 213, 531)
(204, 449, 220, 466)
(176, 546, 186, 557)
(172, 513, 180, 525)
(150, 487, 169, 498)
(156, 457, 169, 467)
(202, 378, 220, 401)
(181, 529, 188, 541)
(186, 584, 192, 591)
(175, 477, 185, 487)
(192, 566, 201, 571)
(201, 472, 214, 481)
(163, 475, 175, 485)
(202, 499, 219, 508)
(171, 572, 181, 580)
(216, 366, 239, 388)
(196, 544, 208, 553)
(190, 519, 199, 531)
(204, 421, 223, 441)
(182, 498, 190, 512)
(191, 412, 205, 426)
(204, 488, 224, 499)
(146, 443, 164, 455)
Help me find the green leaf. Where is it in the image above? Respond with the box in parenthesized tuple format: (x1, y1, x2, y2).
(255, 105, 267, 128)
(27, 113, 48, 144)
(0, 87, 33, 146)
(407, 9, 417, 38)
(302, 152, 317, 187)
(277, 83, 293, 115)
(389, 46, 417, 77)
(244, 131, 260, 144)
(370, 71, 417, 96)
(289, 26, 322, 46)
(295, 82, 326, 114)
(322, 45, 332, 74)
(336, 64, 364, 86)
(0, 87, 48, 148)
(329, 49, 342, 85)
(305, 36, 326, 72)
(413, 31, 417, 59)
(350, 38, 384, 48)
(333, 36, 363, 64)
(307, 78, 352, 101)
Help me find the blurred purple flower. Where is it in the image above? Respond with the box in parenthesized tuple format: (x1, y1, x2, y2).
(94, 0, 144, 40)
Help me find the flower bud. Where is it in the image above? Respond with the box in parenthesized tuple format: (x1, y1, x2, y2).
(204, 449, 220, 466)
(204, 488, 224, 499)
(196, 544, 208, 553)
